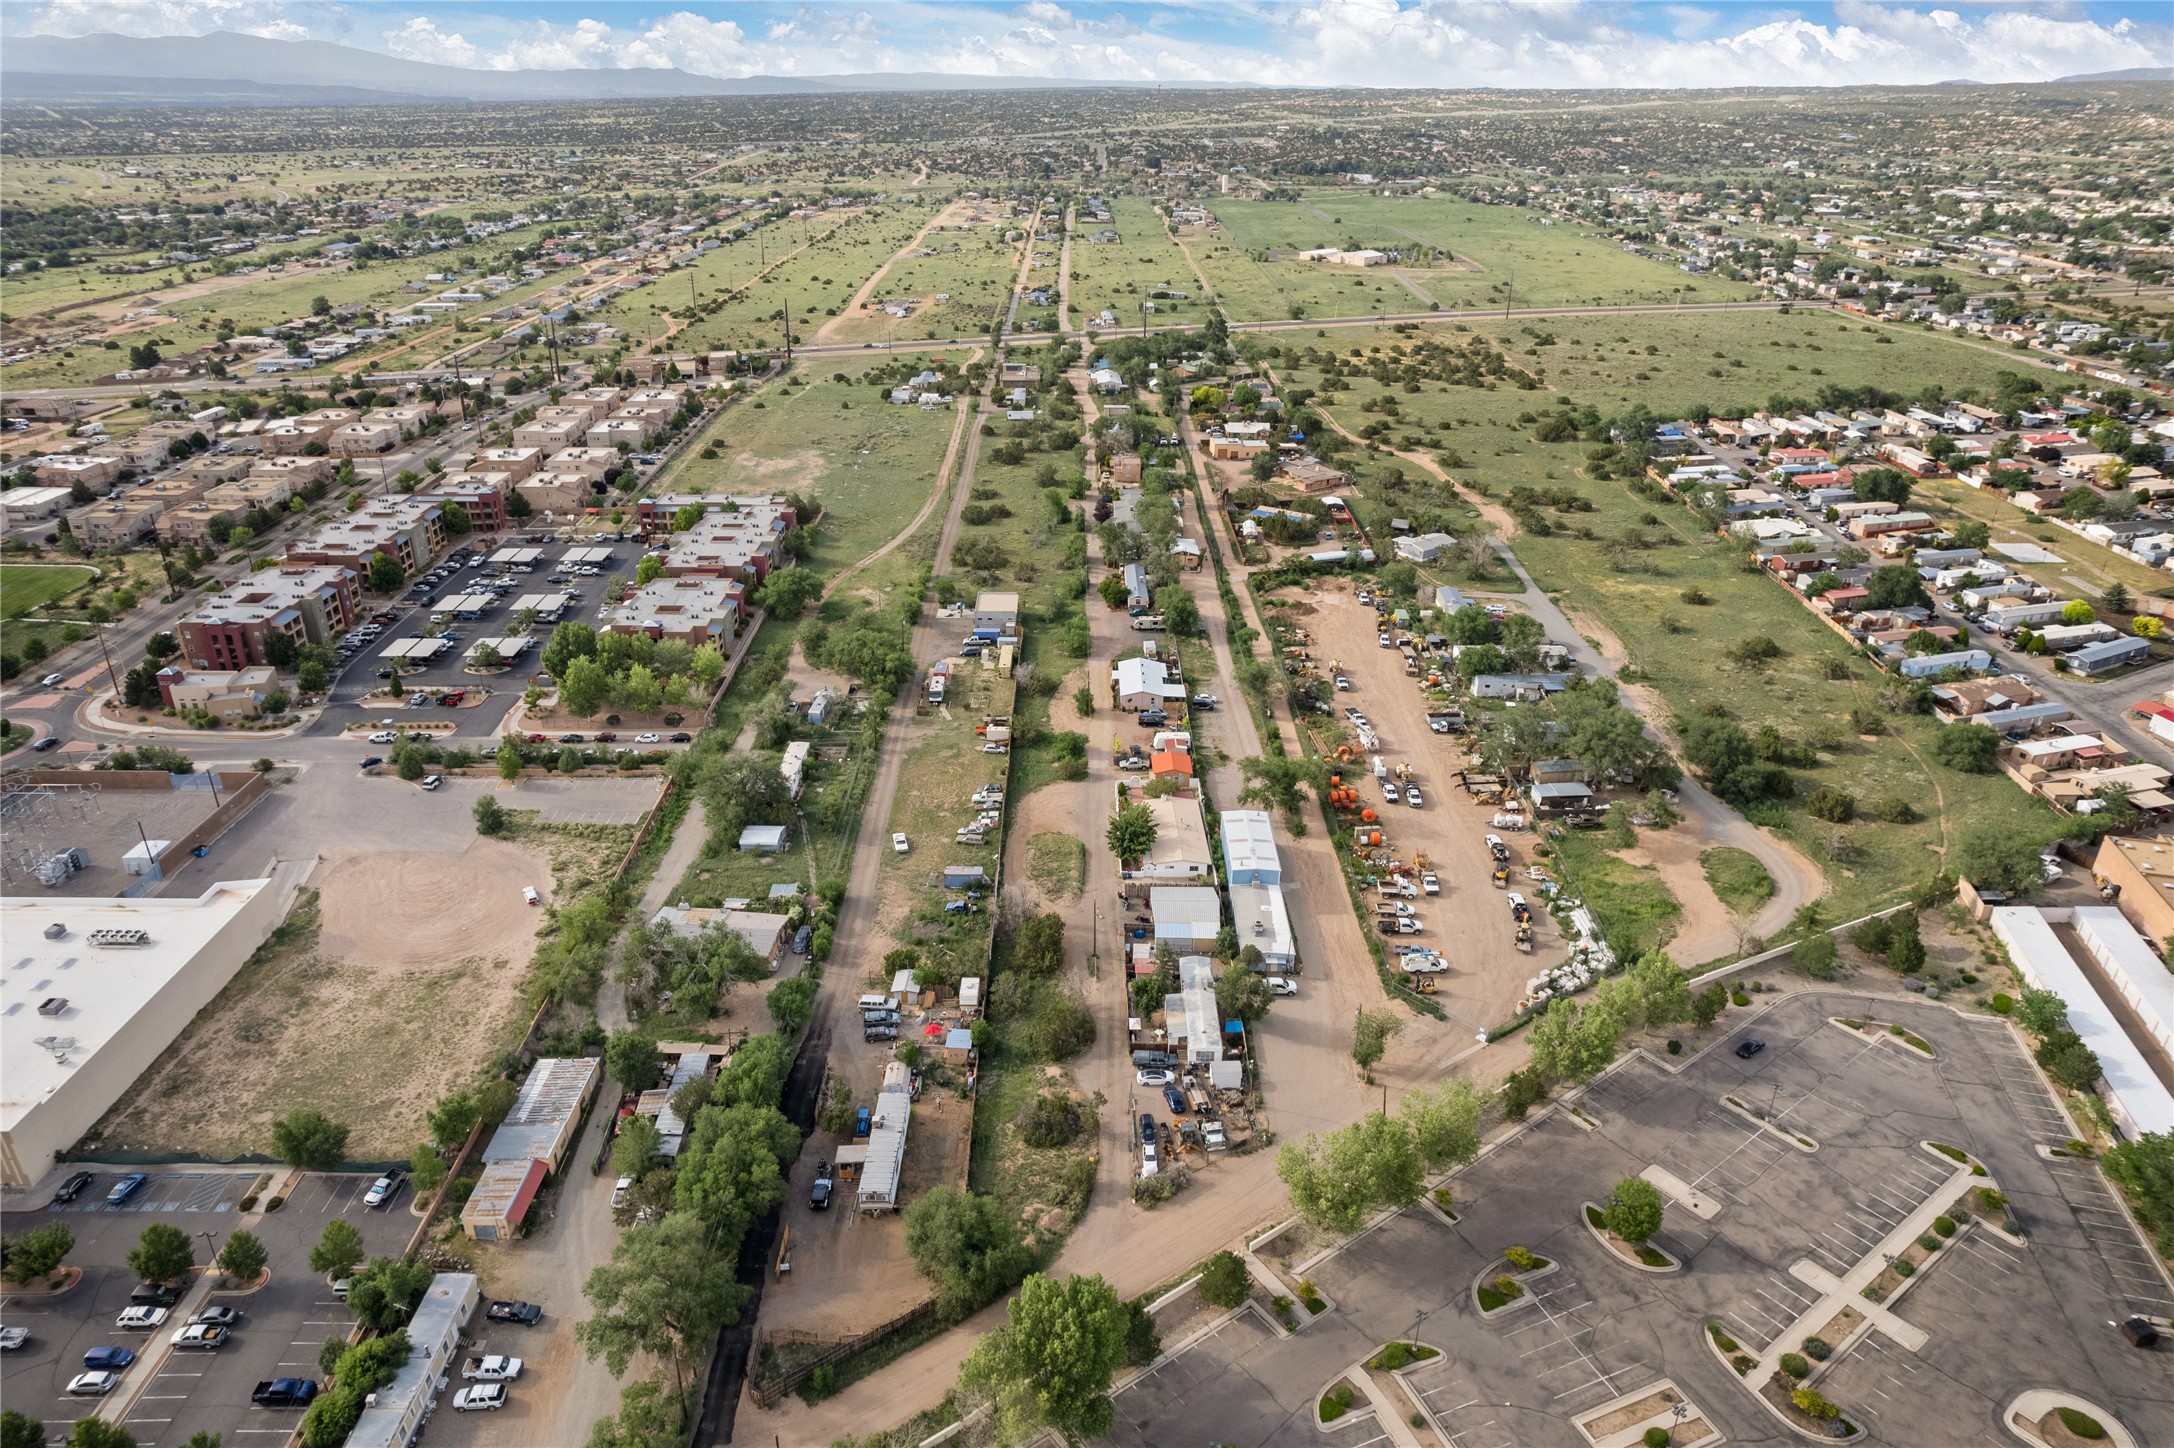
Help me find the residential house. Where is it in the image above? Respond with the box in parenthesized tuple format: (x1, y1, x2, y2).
(1112, 657, 1186, 710)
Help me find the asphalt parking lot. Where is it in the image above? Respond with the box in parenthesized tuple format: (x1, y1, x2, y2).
(1110, 991, 2174, 1448)
(2, 1169, 412, 1448)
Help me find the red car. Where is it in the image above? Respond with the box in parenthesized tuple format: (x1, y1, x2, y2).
(526, 733, 546, 744)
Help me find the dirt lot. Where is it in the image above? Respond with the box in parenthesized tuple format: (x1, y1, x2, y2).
(1295, 577, 1568, 1036)
(87, 771, 653, 1161)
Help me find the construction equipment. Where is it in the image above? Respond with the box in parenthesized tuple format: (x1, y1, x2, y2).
(1405, 974, 1439, 994)
(1492, 865, 1509, 888)
(1514, 925, 1535, 953)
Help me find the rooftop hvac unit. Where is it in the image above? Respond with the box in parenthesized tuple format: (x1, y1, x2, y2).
(43, 923, 67, 940)
(32, 1036, 77, 1050)
(37, 998, 69, 1016)
(88, 929, 150, 947)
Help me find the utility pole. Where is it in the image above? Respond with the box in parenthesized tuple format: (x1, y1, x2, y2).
(92, 620, 124, 703)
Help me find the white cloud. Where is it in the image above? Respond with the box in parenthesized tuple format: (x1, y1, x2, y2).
(7, 0, 2166, 87)
(383, 15, 477, 67)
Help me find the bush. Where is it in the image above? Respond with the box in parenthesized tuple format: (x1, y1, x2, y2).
(1790, 1386, 1839, 1421)
(1491, 1274, 1523, 1300)
(1503, 1245, 1540, 1271)
(1990, 992, 2014, 1014)
(1917, 1233, 1943, 1252)
(1644, 1430, 1671, 1448)
(1779, 1352, 1810, 1379)
(1932, 1214, 1957, 1238)
(1376, 1340, 1410, 1370)
(1475, 1285, 1510, 1312)
(1667, 1039, 1682, 1055)
(1930, 1141, 1968, 1163)
(1319, 1382, 1356, 1422)
(1731, 992, 1751, 1007)
(1802, 1335, 1832, 1360)
(1805, 787, 1857, 823)
(1708, 1323, 1738, 1353)
(1198, 1250, 1249, 1309)
(264, 1195, 284, 1211)
(2056, 1407, 2106, 1440)
(1018, 1091, 1084, 1148)
(1893, 1257, 1915, 1278)
(1976, 1187, 2008, 1214)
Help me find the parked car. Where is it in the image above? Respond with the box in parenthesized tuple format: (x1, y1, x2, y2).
(52, 1170, 95, 1204)
(810, 1164, 834, 1211)
(115, 1307, 169, 1331)
(1135, 1068, 1173, 1087)
(893, 832, 911, 853)
(1735, 1039, 1766, 1059)
(1406, 788, 1424, 808)
(1191, 694, 1218, 709)
(453, 1384, 509, 1412)
(1421, 872, 1440, 895)
(461, 1355, 524, 1381)
(363, 1171, 404, 1208)
(420, 775, 443, 791)
(189, 1307, 244, 1328)
(107, 1173, 148, 1206)
(68, 1371, 120, 1397)
(252, 1378, 320, 1409)
(486, 1301, 543, 1326)
(1266, 976, 1298, 997)
(0, 1327, 28, 1351)
(558, 733, 584, 743)
(170, 1324, 229, 1350)
(634, 733, 661, 744)
(82, 1348, 135, 1371)
(611, 1176, 633, 1210)
(668, 731, 693, 743)
(129, 1281, 180, 1307)
(1139, 1113, 1156, 1145)
(368, 730, 396, 744)
(359, 756, 384, 770)
(1162, 1084, 1187, 1114)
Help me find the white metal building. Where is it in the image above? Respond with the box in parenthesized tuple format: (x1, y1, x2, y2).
(2070, 907, 2174, 1058)
(859, 1061, 913, 1212)
(1988, 907, 2174, 1138)
(0, 875, 288, 1187)
(345, 1273, 479, 1448)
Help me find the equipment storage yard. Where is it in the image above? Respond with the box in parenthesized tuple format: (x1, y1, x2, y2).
(0, 778, 221, 898)
(1283, 576, 1573, 1035)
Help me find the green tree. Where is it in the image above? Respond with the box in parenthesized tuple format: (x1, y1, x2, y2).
(128, 1222, 195, 1284)
(958, 1273, 1131, 1446)
(1885, 910, 1926, 975)
(1197, 1250, 1250, 1309)
(1953, 825, 2049, 893)
(1629, 951, 1691, 1026)
(1012, 913, 1068, 977)
(309, 1219, 366, 1280)
(346, 1256, 434, 1334)
(1236, 754, 1325, 819)
(585, 1377, 683, 1448)
(409, 1145, 447, 1196)
(1106, 801, 1158, 862)
(2037, 1029, 2103, 1091)
(1863, 564, 1931, 611)
(427, 1088, 482, 1150)
(2, 1413, 46, 1448)
(1690, 982, 1728, 1027)
(1214, 960, 1274, 1025)
(2102, 1131, 2174, 1256)
(1351, 1007, 1402, 1079)
(64, 1422, 136, 1448)
(3, 1220, 74, 1284)
(671, 1103, 798, 1252)
(606, 1032, 665, 1091)
(578, 1213, 744, 1398)
(1794, 932, 1839, 979)
(497, 736, 524, 781)
(542, 621, 600, 678)
(273, 1109, 349, 1169)
(297, 659, 328, 693)
(1601, 1177, 1665, 1243)
(396, 746, 426, 782)
(1400, 1078, 1486, 1171)
(216, 1230, 267, 1284)
(1528, 996, 1621, 1083)
(2102, 581, 2133, 614)
(612, 1117, 663, 1179)
(2015, 988, 2071, 1039)
(473, 794, 508, 835)
(1277, 1112, 1423, 1233)
(367, 552, 404, 593)
(1927, 722, 1999, 773)
(903, 1186, 1034, 1320)
(635, 555, 664, 586)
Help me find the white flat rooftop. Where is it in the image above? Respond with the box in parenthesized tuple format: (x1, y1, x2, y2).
(1, 878, 274, 1136)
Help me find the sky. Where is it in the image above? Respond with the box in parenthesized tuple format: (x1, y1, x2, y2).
(7, 0, 2171, 88)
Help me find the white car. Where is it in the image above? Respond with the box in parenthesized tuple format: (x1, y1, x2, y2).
(368, 731, 396, 744)
(1266, 977, 1298, 997)
(634, 733, 661, 744)
(1382, 782, 1401, 805)
(1135, 1068, 1173, 1086)
(420, 775, 442, 791)
(2039, 855, 2063, 882)
(0, 1326, 29, 1351)
(1421, 872, 1441, 896)
(453, 1383, 508, 1412)
(68, 1371, 119, 1397)
(40, 672, 65, 688)
(1334, 675, 1351, 691)
(611, 1175, 633, 1209)
(116, 1307, 169, 1331)
(893, 832, 911, 854)
(1505, 892, 1527, 910)
(1406, 788, 1423, 809)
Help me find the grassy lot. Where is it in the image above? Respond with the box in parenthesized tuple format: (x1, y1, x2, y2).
(1067, 197, 1203, 332)
(1547, 827, 1683, 955)
(823, 220, 1022, 345)
(1912, 478, 2174, 602)
(1187, 194, 1751, 322)
(875, 669, 1017, 965)
(1027, 833, 1086, 899)
(1701, 847, 1777, 915)
(1274, 310, 2074, 920)
(668, 206, 940, 354)
(0, 562, 98, 616)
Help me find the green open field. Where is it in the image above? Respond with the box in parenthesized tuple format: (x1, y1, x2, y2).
(662, 206, 942, 355)
(0, 562, 97, 616)
(1911, 478, 2174, 603)
(1273, 310, 2074, 919)
(663, 362, 960, 597)
(822, 219, 1022, 345)
(1187, 194, 1755, 322)
(1067, 197, 1203, 333)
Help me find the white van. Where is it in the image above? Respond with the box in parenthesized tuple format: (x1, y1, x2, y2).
(1140, 1140, 1160, 1178)
(857, 993, 896, 1013)
(521, 886, 540, 906)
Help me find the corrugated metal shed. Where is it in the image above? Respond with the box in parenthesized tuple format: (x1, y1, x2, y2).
(460, 1158, 546, 1241)
(858, 1063, 914, 1212)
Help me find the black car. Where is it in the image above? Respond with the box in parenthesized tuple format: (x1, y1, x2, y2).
(485, 1301, 543, 1326)
(1734, 1038, 1766, 1059)
(668, 732, 692, 743)
(33, 737, 61, 752)
(252, 1378, 319, 1408)
(52, 1169, 95, 1203)
(130, 1281, 182, 1308)
(1139, 1113, 1156, 1145)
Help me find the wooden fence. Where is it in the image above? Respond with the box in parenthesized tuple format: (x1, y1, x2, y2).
(745, 1298, 939, 1409)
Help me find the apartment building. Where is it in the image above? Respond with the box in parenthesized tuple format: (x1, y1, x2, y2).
(285, 497, 445, 579)
(178, 565, 361, 668)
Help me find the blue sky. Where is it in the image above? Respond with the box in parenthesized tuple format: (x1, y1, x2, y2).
(12, 1, 2171, 86)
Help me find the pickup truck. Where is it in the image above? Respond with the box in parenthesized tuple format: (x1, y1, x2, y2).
(252, 1379, 319, 1408)
(462, 1355, 524, 1382)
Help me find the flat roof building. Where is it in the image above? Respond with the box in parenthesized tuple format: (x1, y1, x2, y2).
(1988, 907, 2174, 1139)
(858, 1061, 913, 1212)
(179, 565, 362, 670)
(0, 876, 288, 1187)
(286, 497, 445, 579)
(345, 1274, 479, 1448)
(1220, 809, 1281, 887)
(606, 574, 744, 647)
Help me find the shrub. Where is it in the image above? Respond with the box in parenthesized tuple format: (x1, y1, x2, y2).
(1585, 1204, 1606, 1229)
(1791, 1386, 1840, 1421)
(264, 1196, 284, 1211)
(1504, 1245, 1540, 1271)
(1432, 1187, 1455, 1214)
(1934, 1212, 1960, 1238)
(1731, 1354, 1756, 1376)
(1644, 1430, 1671, 1448)
(1929, 1142, 1968, 1163)
(1802, 1336, 1832, 1361)
(1731, 992, 1751, 1007)
(1491, 1274, 1523, 1300)
(2056, 1407, 2106, 1440)
(1708, 1323, 1738, 1353)
(1667, 1039, 1682, 1055)
(1375, 1340, 1410, 1371)
(1198, 1250, 1249, 1309)
(1296, 1277, 1327, 1314)
(1806, 787, 1857, 823)
(1919, 1233, 1944, 1252)
(238, 1195, 259, 1213)
(1779, 1352, 1810, 1379)
(1893, 1258, 1915, 1278)
(1989, 991, 2014, 1013)
(1319, 1382, 1356, 1422)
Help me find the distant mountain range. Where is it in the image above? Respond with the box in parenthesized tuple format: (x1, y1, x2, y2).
(2054, 66, 2174, 83)
(0, 31, 1252, 105)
